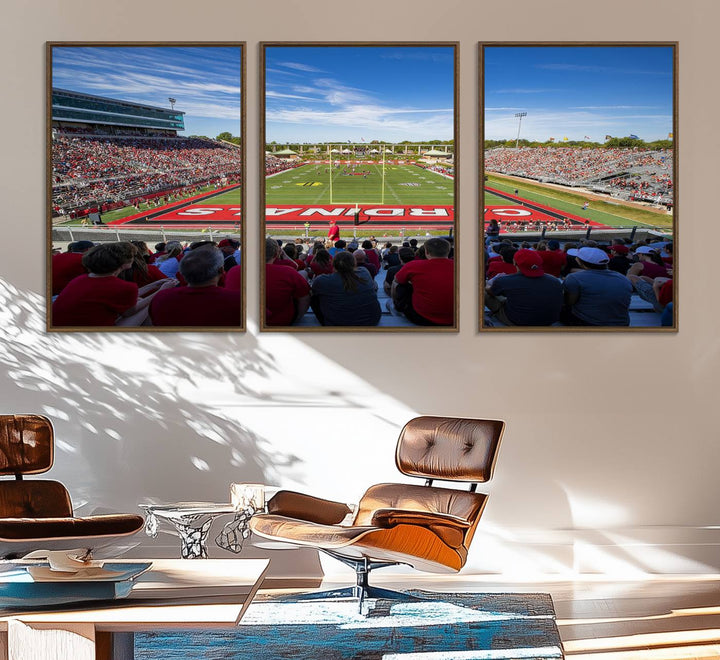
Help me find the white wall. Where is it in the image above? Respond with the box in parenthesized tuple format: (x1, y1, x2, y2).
(0, 0, 718, 578)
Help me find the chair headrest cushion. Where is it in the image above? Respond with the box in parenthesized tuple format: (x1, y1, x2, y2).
(396, 416, 504, 483)
(0, 415, 54, 475)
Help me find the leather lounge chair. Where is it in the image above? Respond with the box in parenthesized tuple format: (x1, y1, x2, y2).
(0, 414, 145, 558)
(250, 415, 504, 609)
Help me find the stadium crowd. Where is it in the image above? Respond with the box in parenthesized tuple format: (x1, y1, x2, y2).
(265, 154, 300, 176)
(483, 236, 673, 327)
(51, 239, 242, 327)
(52, 134, 242, 213)
(264, 235, 454, 327)
(485, 147, 673, 206)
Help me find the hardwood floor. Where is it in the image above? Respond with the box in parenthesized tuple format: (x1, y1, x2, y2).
(272, 574, 720, 659)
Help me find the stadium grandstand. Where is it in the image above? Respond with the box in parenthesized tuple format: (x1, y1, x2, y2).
(51, 88, 242, 220)
(485, 146, 673, 209)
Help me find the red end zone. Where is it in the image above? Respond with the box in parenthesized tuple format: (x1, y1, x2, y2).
(266, 204, 454, 228)
(109, 202, 453, 230)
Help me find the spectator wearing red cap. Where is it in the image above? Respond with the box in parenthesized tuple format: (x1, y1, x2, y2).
(485, 249, 563, 326)
(562, 247, 633, 326)
(265, 237, 310, 326)
(607, 243, 632, 275)
(150, 247, 241, 327)
(218, 238, 241, 272)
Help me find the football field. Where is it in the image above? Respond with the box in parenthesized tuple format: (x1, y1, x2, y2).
(266, 162, 454, 205)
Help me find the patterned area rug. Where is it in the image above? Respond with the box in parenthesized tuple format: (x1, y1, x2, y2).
(136, 590, 563, 659)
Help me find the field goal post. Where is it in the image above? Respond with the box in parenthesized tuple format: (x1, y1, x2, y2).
(328, 142, 388, 208)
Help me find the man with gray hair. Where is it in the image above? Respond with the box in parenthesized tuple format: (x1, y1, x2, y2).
(149, 246, 241, 327)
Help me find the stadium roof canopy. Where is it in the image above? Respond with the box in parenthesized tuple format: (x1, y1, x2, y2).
(273, 148, 298, 155)
(423, 149, 452, 157)
(51, 88, 185, 133)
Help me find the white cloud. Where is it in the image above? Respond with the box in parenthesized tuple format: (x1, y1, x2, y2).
(277, 61, 326, 73)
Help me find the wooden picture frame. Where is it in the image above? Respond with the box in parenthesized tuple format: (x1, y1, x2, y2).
(480, 43, 677, 332)
(47, 42, 246, 332)
(261, 42, 458, 332)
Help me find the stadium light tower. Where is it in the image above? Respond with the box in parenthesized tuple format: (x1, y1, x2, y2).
(168, 97, 177, 110)
(514, 112, 527, 148)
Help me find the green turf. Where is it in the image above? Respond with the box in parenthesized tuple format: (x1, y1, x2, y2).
(196, 188, 241, 205)
(266, 163, 454, 206)
(485, 174, 673, 230)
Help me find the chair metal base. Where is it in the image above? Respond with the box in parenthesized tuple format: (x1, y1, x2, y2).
(274, 551, 422, 614)
(272, 584, 424, 614)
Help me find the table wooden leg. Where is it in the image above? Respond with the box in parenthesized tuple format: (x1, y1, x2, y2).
(96, 631, 134, 660)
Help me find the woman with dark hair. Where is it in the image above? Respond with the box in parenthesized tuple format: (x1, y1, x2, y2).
(308, 248, 333, 277)
(119, 242, 167, 287)
(310, 251, 381, 326)
(361, 239, 381, 271)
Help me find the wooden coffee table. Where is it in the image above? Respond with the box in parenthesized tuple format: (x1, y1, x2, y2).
(0, 558, 269, 660)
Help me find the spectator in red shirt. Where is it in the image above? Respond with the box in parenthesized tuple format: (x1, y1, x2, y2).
(308, 249, 333, 278)
(52, 242, 175, 327)
(537, 239, 567, 278)
(392, 237, 454, 326)
(51, 240, 94, 296)
(265, 237, 310, 326)
(328, 219, 340, 243)
(361, 240, 381, 271)
(627, 246, 670, 281)
(150, 246, 241, 327)
(486, 245, 517, 279)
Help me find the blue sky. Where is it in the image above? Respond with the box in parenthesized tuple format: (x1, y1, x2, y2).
(484, 46, 674, 142)
(52, 46, 242, 138)
(265, 46, 455, 143)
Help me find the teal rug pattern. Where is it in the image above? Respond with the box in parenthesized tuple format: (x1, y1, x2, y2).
(136, 591, 563, 659)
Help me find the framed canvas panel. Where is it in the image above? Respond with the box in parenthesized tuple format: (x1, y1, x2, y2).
(261, 42, 458, 332)
(47, 42, 246, 331)
(480, 43, 677, 332)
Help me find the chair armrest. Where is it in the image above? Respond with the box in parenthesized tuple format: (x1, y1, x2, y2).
(267, 490, 353, 525)
(371, 509, 471, 529)
(371, 509, 471, 548)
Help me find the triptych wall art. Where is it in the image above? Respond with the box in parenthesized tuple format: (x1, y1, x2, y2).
(47, 42, 676, 333)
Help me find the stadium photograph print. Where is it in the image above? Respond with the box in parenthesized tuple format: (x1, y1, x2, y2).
(481, 43, 676, 331)
(262, 42, 458, 331)
(47, 43, 245, 331)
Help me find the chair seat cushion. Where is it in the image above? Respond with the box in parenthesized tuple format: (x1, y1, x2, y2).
(250, 514, 374, 549)
(0, 514, 145, 541)
(250, 513, 465, 572)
